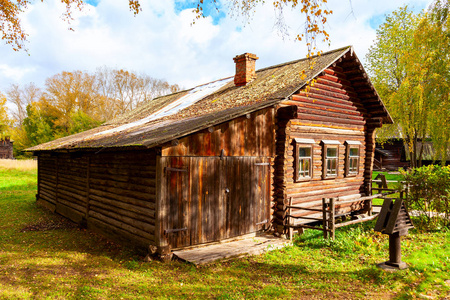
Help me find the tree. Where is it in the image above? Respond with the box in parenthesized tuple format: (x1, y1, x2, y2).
(22, 102, 55, 146)
(0, 92, 13, 138)
(418, 0, 450, 163)
(7, 83, 41, 126)
(1, 0, 140, 51)
(8, 67, 180, 154)
(367, 4, 450, 167)
(366, 7, 426, 168)
(95, 67, 181, 118)
(2, 0, 330, 55)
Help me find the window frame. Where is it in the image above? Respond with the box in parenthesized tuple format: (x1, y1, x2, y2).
(294, 138, 315, 182)
(321, 140, 340, 179)
(345, 141, 361, 177)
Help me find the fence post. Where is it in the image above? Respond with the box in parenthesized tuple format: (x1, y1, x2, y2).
(322, 198, 328, 239)
(329, 198, 336, 240)
(288, 197, 293, 241)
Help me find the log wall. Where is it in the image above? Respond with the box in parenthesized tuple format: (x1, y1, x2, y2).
(161, 107, 275, 157)
(158, 108, 276, 250)
(0, 138, 13, 159)
(37, 149, 157, 250)
(274, 65, 381, 229)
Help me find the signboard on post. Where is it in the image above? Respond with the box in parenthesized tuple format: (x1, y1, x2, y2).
(374, 199, 414, 270)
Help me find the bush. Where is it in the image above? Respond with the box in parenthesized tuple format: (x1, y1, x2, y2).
(401, 165, 450, 230)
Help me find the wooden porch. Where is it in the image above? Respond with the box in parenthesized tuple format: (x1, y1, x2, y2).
(173, 234, 290, 265)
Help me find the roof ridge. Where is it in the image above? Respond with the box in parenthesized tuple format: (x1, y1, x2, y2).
(153, 46, 352, 101)
(255, 45, 352, 73)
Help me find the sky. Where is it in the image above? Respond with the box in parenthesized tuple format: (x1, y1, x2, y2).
(0, 0, 431, 112)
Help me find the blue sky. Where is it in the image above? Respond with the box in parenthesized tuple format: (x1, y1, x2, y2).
(174, 0, 226, 25)
(0, 0, 432, 113)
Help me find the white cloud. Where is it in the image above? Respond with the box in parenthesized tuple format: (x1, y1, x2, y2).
(0, 0, 432, 100)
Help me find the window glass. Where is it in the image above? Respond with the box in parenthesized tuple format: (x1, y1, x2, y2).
(325, 146, 338, 176)
(295, 140, 314, 182)
(348, 146, 359, 174)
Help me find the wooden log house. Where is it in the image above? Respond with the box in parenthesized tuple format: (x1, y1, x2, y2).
(0, 137, 13, 159)
(28, 46, 392, 257)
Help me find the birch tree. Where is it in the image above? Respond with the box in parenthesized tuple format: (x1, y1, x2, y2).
(367, 4, 450, 166)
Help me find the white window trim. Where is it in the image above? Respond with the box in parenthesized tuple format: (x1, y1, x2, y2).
(322, 140, 340, 179)
(345, 141, 361, 177)
(294, 139, 315, 182)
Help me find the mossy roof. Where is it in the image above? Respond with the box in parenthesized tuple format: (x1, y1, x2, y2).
(28, 46, 390, 152)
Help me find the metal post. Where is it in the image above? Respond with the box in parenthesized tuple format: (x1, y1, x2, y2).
(388, 232, 402, 265)
(377, 232, 408, 270)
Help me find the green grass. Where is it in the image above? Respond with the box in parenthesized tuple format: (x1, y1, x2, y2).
(0, 167, 449, 299)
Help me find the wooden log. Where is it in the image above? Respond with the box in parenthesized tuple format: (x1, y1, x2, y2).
(90, 177, 155, 194)
(329, 198, 336, 240)
(90, 184, 152, 202)
(57, 176, 86, 190)
(37, 198, 56, 212)
(56, 196, 86, 214)
(39, 172, 57, 181)
(39, 188, 56, 200)
(89, 194, 155, 217)
(89, 188, 155, 209)
(39, 181, 57, 192)
(89, 166, 156, 178)
(296, 113, 366, 126)
(55, 202, 84, 224)
(57, 173, 86, 185)
(322, 198, 328, 238)
(90, 199, 155, 224)
(56, 186, 87, 204)
(90, 205, 155, 233)
(334, 213, 378, 228)
(89, 172, 156, 186)
(39, 193, 56, 205)
(87, 217, 154, 250)
(88, 210, 154, 240)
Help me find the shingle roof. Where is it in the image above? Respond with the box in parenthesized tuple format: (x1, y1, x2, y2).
(28, 46, 391, 152)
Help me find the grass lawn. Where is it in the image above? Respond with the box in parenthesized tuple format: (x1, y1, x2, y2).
(0, 167, 449, 299)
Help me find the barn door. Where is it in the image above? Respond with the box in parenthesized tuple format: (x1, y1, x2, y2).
(161, 157, 191, 249)
(161, 156, 271, 249)
(223, 157, 271, 239)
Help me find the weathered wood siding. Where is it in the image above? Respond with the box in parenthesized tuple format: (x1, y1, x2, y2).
(37, 154, 58, 211)
(37, 149, 157, 250)
(158, 156, 271, 250)
(275, 65, 378, 228)
(158, 108, 275, 249)
(374, 140, 409, 171)
(162, 107, 275, 157)
(0, 138, 13, 159)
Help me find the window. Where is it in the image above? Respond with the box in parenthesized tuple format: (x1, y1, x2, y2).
(322, 140, 340, 179)
(294, 138, 314, 182)
(345, 141, 361, 176)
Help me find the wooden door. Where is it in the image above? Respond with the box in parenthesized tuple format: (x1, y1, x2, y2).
(223, 157, 271, 239)
(161, 157, 271, 249)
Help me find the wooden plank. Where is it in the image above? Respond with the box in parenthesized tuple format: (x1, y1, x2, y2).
(89, 210, 153, 240)
(90, 199, 155, 224)
(173, 235, 289, 265)
(90, 205, 155, 234)
(88, 194, 155, 217)
(56, 202, 84, 224)
(89, 188, 156, 209)
(89, 177, 155, 194)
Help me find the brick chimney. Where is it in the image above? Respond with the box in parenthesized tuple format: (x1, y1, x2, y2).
(233, 53, 259, 86)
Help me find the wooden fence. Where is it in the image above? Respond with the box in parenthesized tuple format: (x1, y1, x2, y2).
(285, 174, 407, 240)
